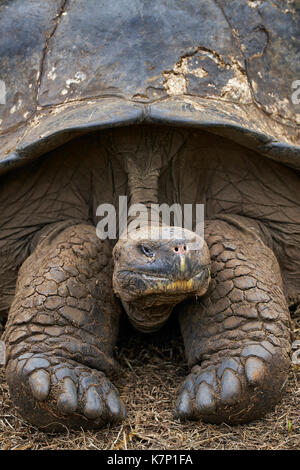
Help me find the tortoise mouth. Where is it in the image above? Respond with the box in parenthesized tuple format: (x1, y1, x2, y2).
(116, 264, 211, 300)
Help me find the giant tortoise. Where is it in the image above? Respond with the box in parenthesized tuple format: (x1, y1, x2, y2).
(0, 0, 299, 430)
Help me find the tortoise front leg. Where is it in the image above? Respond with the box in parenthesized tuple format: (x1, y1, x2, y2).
(3, 223, 124, 430)
(176, 219, 291, 424)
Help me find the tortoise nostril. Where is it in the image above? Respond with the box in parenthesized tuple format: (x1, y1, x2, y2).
(173, 244, 188, 254)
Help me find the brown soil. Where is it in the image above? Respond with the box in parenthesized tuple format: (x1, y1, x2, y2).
(0, 315, 299, 450)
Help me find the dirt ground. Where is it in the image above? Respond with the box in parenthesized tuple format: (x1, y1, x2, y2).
(0, 314, 299, 451)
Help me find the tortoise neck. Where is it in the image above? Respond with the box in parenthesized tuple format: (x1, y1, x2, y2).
(127, 164, 160, 230)
(101, 125, 187, 231)
(128, 168, 159, 206)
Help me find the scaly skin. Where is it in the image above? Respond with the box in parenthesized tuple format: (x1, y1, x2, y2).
(176, 218, 292, 424)
(4, 217, 293, 428)
(3, 223, 124, 431)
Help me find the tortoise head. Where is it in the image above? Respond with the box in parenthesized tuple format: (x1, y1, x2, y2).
(113, 226, 211, 333)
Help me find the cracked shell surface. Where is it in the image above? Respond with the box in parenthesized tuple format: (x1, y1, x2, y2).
(0, 0, 299, 176)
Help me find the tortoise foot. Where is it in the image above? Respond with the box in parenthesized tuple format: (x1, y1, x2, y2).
(175, 346, 289, 424)
(6, 353, 126, 431)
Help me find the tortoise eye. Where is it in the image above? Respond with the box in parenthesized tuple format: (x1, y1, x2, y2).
(139, 244, 154, 258)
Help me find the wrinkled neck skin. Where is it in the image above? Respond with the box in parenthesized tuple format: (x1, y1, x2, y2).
(122, 150, 172, 332)
(112, 130, 207, 333)
(122, 297, 176, 333)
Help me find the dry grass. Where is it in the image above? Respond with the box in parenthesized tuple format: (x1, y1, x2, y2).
(0, 315, 299, 451)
